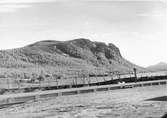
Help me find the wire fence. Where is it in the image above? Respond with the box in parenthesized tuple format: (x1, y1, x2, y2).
(0, 71, 167, 90)
(0, 76, 114, 89)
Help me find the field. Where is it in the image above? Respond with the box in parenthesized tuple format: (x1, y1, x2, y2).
(0, 85, 166, 118)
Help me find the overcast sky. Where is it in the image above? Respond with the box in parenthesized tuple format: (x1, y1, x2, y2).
(0, 0, 167, 67)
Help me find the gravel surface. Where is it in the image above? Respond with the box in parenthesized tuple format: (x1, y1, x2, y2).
(0, 85, 167, 118)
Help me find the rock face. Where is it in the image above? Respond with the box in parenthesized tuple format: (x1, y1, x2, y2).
(0, 38, 144, 77)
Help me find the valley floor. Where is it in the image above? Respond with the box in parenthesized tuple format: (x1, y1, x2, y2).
(0, 85, 167, 118)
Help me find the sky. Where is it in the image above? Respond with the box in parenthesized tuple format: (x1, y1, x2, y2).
(0, 0, 167, 67)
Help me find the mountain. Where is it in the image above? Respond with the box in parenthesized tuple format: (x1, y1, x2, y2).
(0, 38, 145, 78)
(147, 62, 167, 72)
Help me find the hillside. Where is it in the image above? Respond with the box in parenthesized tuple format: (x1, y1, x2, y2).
(0, 38, 144, 78)
(147, 62, 167, 72)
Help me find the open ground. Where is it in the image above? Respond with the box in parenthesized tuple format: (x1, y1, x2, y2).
(0, 85, 166, 118)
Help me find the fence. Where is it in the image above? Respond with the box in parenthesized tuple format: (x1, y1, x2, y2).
(0, 76, 114, 90)
(0, 71, 167, 90)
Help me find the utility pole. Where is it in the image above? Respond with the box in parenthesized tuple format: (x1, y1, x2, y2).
(133, 68, 137, 83)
